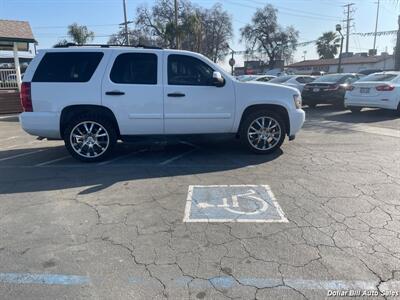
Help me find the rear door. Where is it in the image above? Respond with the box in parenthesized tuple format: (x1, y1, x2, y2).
(102, 50, 163, 135)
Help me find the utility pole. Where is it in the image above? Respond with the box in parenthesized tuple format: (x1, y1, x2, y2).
(121, 0, 130, 45)
(373, 0, 380, 52)
(395, 15, 400, 71)
(174, 0, 179, 49)
(343, 3, 354, 53)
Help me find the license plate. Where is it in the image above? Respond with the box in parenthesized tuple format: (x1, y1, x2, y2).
(313, 88, 319, 92)
(360, 88, 370, 93)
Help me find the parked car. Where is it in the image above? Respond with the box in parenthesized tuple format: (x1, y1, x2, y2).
(302, 73, 361, 108)
(310, 71, 326, 76)
(358, 69, 383, 76)
(268, 75, 316, 92)
(345, 72, 400, 113)
(19, 46, 305, 162)
(236, 75, 276, 82)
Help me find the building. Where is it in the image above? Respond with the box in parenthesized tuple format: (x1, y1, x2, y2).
(287, 52, 394, 74)
(0, 19, 36, 114)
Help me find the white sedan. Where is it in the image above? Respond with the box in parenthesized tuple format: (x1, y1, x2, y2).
(268, 75, 316, 92)
(345, 72, 400, 113)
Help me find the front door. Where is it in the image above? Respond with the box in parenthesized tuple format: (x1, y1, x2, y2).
(163, 54, 235, 134)
(102, 51, 163, 135)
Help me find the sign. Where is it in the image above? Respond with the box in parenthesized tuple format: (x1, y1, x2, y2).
(183, 185, 288, 223)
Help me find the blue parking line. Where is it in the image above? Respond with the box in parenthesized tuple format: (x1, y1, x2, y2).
(0, 273, 90, 285)
(130, 276, 377, 290)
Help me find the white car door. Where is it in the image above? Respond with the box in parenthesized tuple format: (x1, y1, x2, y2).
(163, 53, 235, 134)
(102, 50, 164, 135)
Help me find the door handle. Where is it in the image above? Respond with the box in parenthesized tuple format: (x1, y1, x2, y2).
(105, 90, 125, 96)
(167, 92, 185, 97)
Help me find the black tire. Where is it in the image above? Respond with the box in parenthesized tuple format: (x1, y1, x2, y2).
(63, 113, 117, 162)
(308, 103, 317, 109)
(240, 110, 286, 154)
(349, 107, 362, 113)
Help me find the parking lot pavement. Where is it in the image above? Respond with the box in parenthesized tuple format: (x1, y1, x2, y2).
(0, 107, 399, 300)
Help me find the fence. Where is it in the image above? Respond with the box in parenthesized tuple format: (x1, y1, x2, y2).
(0, 69, 18, 90)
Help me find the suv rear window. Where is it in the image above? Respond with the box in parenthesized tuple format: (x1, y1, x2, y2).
(33, 52, 103, 82)
(110, 53, 157, 85)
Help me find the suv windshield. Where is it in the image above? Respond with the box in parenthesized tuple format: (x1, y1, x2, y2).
(358, 73, 398, 82)
(313, 74, 346, 83)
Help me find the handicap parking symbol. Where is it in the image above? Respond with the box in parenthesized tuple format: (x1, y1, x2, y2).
(183, 185, 288, 223)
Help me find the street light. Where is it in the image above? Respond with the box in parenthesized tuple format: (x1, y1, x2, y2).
(336, 24, 344, 73)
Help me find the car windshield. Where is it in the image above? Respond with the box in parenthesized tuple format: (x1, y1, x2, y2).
(313, 74, 346, 83)
(269, 76, 292, 83)
(358, 73, 398, 82)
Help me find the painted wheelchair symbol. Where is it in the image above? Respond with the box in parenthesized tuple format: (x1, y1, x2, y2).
(196, 189, 269, 215)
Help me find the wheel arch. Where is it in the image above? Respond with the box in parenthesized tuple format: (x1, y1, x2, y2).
(60, 105, 120, 139)
(237, 104, 290, 137)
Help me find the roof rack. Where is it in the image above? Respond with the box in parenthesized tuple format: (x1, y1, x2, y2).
(54, 43, 163, 50)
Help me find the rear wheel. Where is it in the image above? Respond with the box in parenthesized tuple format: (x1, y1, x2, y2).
(64, 114, 117, 162)
(349, 107, 362, 113)
(240, 110, 286, 154)
(308, 103, 317, 109)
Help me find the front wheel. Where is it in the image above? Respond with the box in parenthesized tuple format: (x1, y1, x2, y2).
(64, 114, 117, 162)
(240, 111, 286, 154)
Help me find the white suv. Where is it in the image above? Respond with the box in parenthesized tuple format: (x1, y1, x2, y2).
(19, 45, 305, 162)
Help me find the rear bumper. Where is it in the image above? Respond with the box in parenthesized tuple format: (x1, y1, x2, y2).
(345, 96, 398, 110)
(19, 112, 61, 139)
(289, 109, 305, 136)
(302, 91, 345, 104)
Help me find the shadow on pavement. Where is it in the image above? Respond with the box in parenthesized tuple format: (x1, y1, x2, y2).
(0, 136, 283, 195)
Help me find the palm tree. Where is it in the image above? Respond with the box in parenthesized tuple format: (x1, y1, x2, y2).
(316, 31, 340, 59)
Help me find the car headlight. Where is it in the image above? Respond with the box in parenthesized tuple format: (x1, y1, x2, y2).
(293, 94, 302, 109)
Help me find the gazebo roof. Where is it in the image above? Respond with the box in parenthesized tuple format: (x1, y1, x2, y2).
(0, 20, 36, 43)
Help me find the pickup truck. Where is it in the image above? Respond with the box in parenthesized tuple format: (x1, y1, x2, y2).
(19, 45, 305, 162)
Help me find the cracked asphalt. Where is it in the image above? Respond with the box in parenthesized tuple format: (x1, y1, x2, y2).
(0, 106, 399, 300)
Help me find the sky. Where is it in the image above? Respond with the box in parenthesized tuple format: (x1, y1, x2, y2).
(0, 0, 398, 70)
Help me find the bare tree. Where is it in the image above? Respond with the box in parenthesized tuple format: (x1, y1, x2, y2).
(134, 1, 232, 62)
(67, 23, 94, 45)
(240, 5, 299, 67)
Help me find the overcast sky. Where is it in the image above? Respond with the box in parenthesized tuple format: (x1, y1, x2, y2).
(0, 0, 397, 70)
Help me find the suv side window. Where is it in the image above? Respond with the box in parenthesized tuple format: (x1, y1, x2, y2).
(33, 52, 104, 82)
(168, 54, 214, 86)
(110, 53, 157, 85)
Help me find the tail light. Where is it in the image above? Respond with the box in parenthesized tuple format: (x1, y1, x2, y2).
(20, 82, 33, 112)
(376, 84, 395, 91)
(346, 85, 355, 91)
(326, 84, 339, 91)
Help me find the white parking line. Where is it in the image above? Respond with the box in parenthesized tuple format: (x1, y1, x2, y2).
(96, 148, 147, 166)
(159, 148, 196, 165)
(0, 114, 19, 120)
(0, 149, 47, 162)
(35, 155, 70, 167)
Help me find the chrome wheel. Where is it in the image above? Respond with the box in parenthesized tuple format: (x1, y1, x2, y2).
(247, 116, 282, 151)
(70, 121, 109, 158)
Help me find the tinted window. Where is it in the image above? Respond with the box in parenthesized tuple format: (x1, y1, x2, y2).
(269, 76, 292, 84)
(168, 55, 214, 86)
(110, 53, 157, 84)
(358, 73, 398, 82)
(313, 74, 347, 83)
(295, 77, 306, 83)
(33, 52, 103, 82)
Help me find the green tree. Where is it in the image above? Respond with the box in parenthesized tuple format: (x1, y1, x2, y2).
(67, 23, 94, 45)
(316, 31, 340, 59)
(240, 4, 299, 67)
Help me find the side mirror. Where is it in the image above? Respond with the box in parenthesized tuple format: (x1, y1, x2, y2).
(212, 71, 225, 87)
